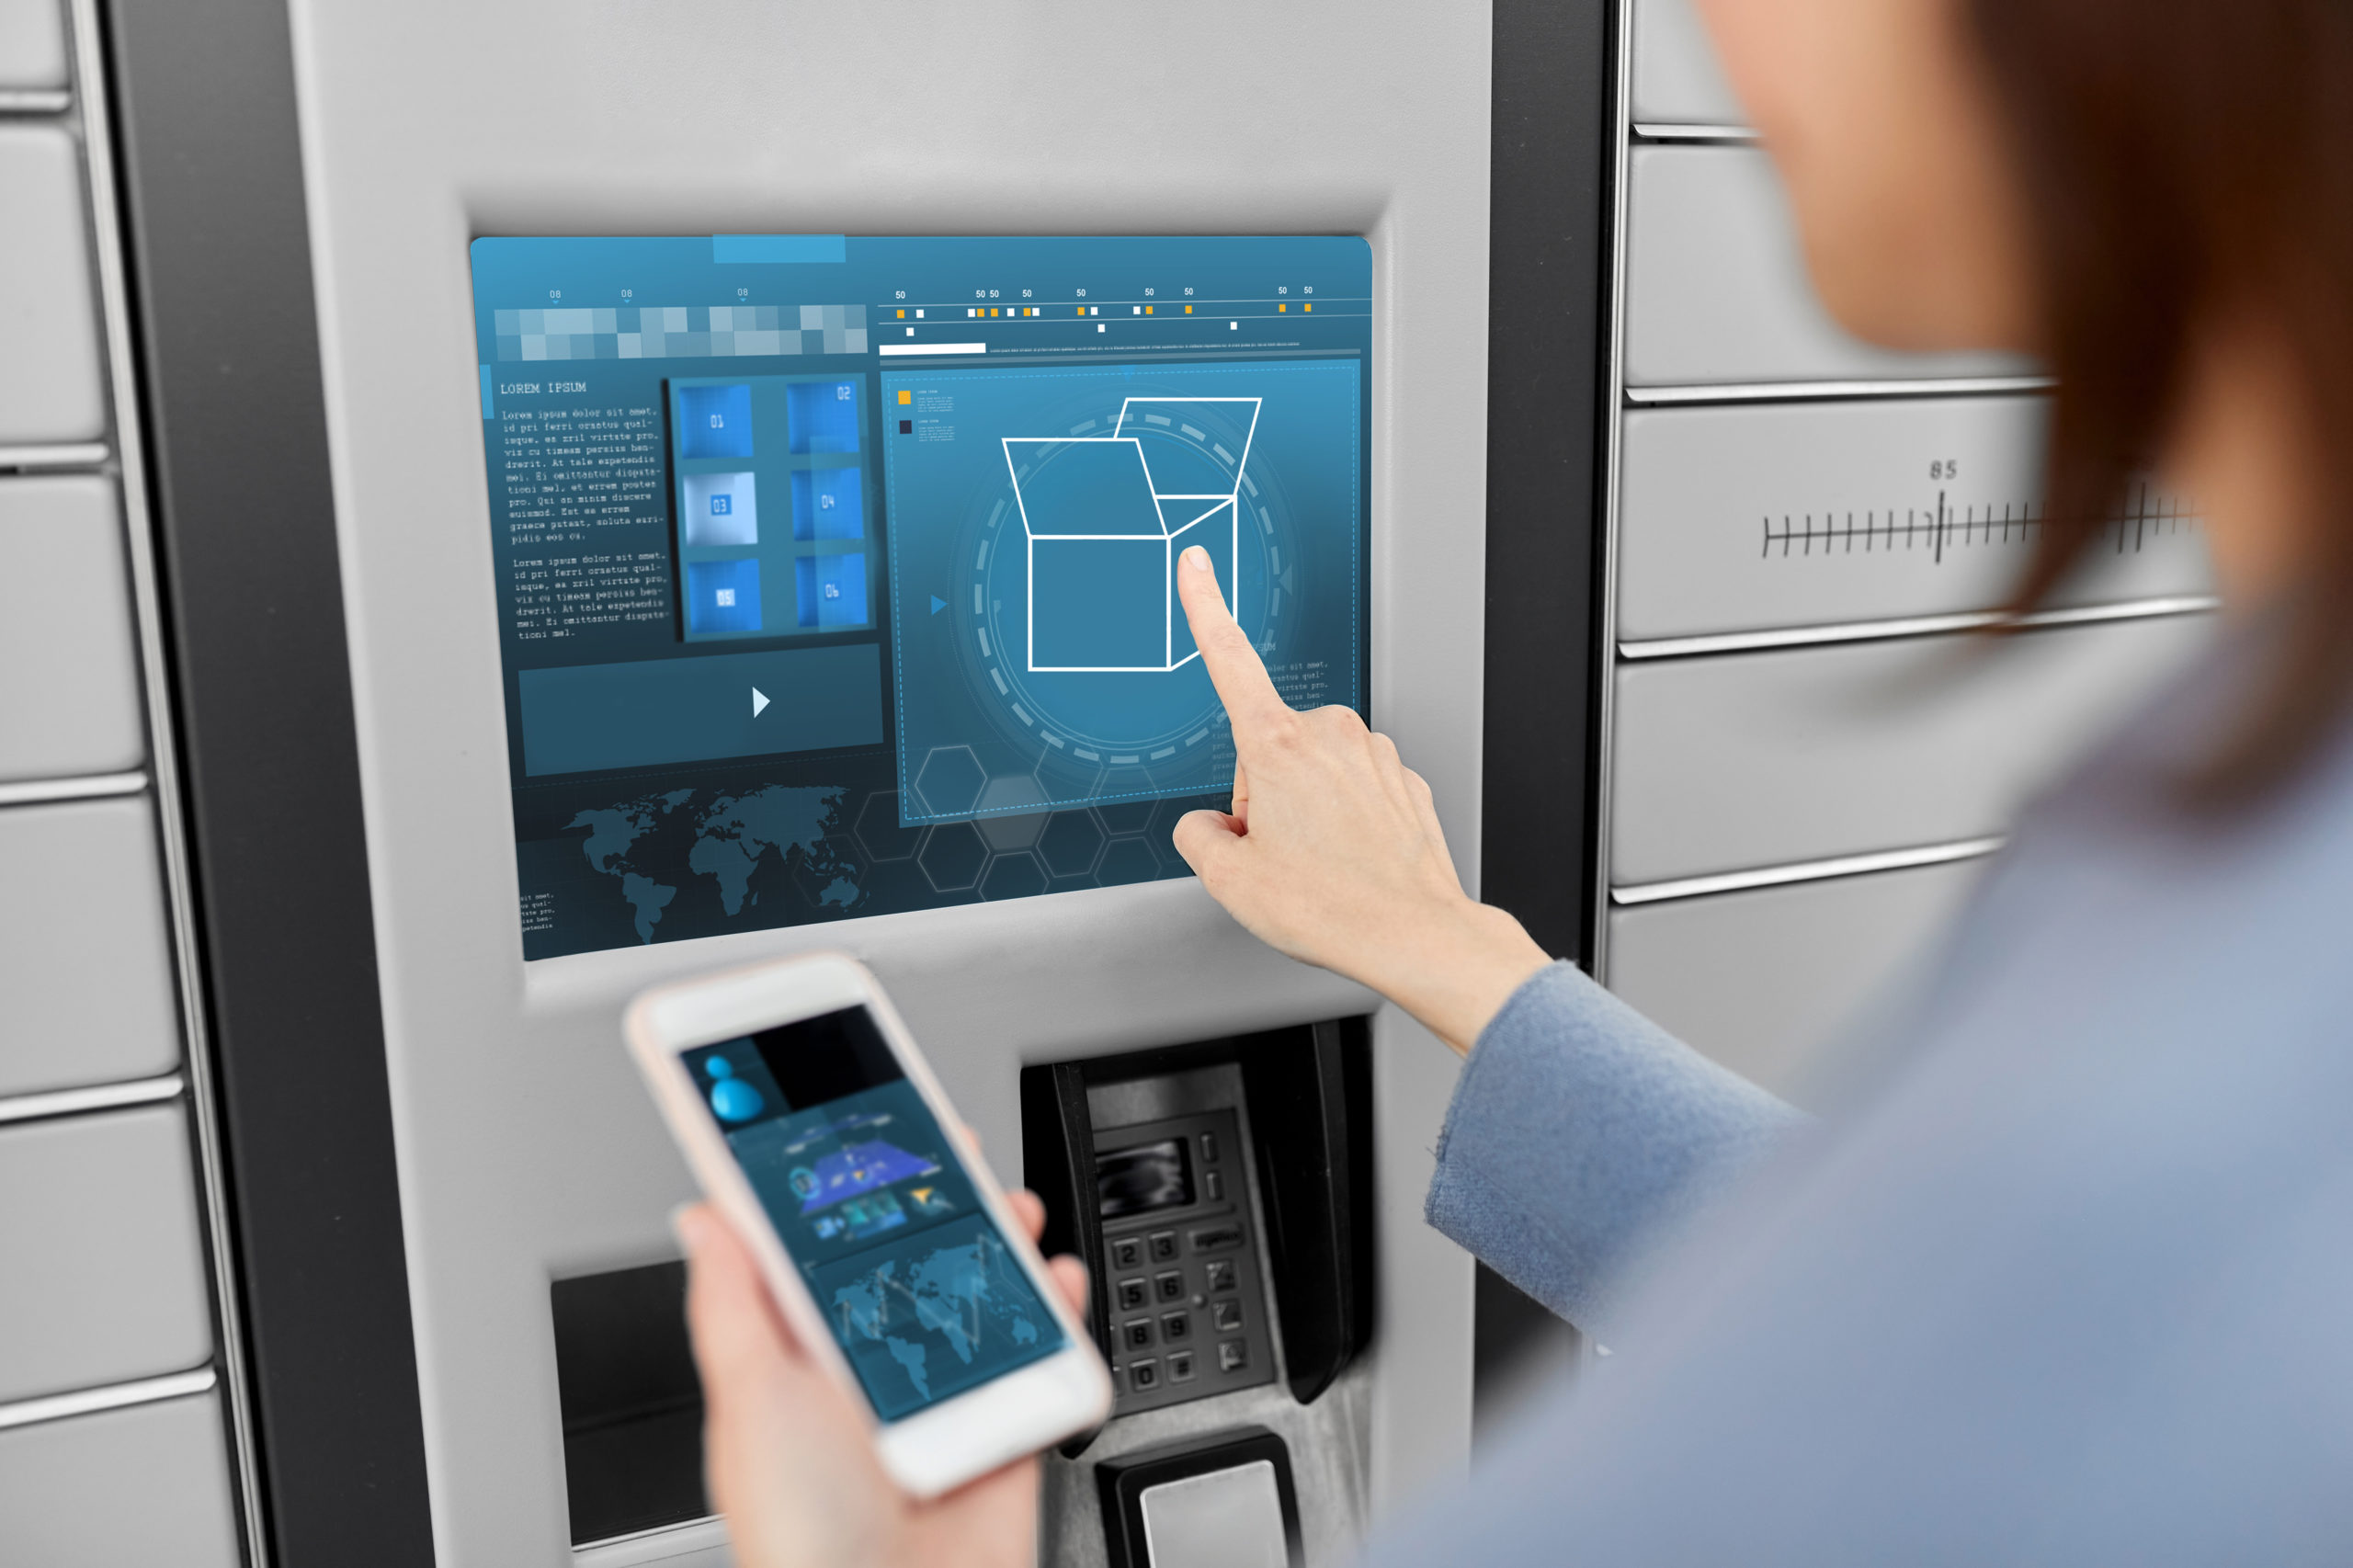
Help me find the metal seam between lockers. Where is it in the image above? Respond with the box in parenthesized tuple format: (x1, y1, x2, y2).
(1627, 375, 2056, 407)
(0, 769, 149, 809)
(0, 440, 111, 471)
(1612, 837, 2007, 907)
(1589, 0, 1640, 979)
(0, 1072, 187, 1128)
(1617, 596, 2220, 662)
(1631, 122, 1757, 143)
(64, 0, 271, 1558)
(0, 1366, 220, 1435)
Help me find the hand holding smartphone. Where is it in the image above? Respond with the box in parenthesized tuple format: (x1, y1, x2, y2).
(628, 953, 1112, 1498)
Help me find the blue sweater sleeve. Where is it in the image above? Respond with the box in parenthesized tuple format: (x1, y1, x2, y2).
(1427, 962, 1807, 1336)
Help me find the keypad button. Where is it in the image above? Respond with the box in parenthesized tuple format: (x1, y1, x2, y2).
(1161, 1312, 1190, 1342)
(1125, 1319, 1154, 1351)
(1131, 1358, 1159, 1391)
(1110, 1237, 1143, 1271)
(1205, 1259, 1237, 1293)
(1155, 1270, 1185, 1302)
(1167, 1350, 1195, 1382)
(1118, 1278, 1148, 1312)
(1204, 1170, 1224, 1201)
(1218, 1338, 1249, 1372)
(1199, 1132, 1220, 1165)
(1189, 1225, 1242, 1253)
(1211, 1299, 1244, 1333)
(1148, 1231, 1179, 1262)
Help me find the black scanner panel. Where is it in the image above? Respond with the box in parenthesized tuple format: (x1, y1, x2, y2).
(1095, 1108, 1275, 1413)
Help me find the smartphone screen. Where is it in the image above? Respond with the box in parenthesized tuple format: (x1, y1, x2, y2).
(685, 1007, 1066, 1422)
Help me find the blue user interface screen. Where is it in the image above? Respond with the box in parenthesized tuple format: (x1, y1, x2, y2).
(685, 1007, 1063, 1422)
(469, 235, 1370, 958)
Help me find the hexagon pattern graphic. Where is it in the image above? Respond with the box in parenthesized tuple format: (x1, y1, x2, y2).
(917, 821, 988, 892)
(914, 746, 986, 818)
(1038, 812, 1107, 879)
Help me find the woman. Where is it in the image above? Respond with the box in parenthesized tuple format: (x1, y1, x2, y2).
(676, 0, 2353, 1560)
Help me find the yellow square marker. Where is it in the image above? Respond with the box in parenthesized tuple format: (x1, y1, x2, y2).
(1145, 305, 1154, 313)
(1278, 301, 1287, 312)
(1185, 304, 1193, 313)
(896, 309, 905, 318)
(1303, 302, 1313, 312)
(898, 390, 912, 404)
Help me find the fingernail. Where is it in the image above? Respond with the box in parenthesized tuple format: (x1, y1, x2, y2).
(670, 1202, 708, 1256)
(1182, 545, 1211, 573)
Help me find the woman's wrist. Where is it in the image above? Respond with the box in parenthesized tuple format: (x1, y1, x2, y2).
(1353, 897, 1553, 1058)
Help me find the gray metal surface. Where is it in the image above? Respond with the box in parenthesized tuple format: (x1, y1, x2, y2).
(0, 476, 144, 781)
(0, 126, 103, 442)
(1617, 397, 2212, 642)
(1608, 614, 2213, 886)
(1624, 145, 2032, 389)
(1631, 0, 1741, 127)
(1142, 1460, 1290, 1568)
(0, 1393, 242, 1568)
(283, 1, 1485, 1560)
(0, 1104, 213, 1404)
(0, 795, 182, 1098)
(0, 0, 65, 86)
(1608, 858, 1988, 1102)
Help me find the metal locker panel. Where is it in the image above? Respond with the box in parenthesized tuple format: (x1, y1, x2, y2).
(1617, 398, 2213, 642)
(0, 127, 106, 445)
(1608, 613, 2214, 887)
(0, 1394, 241, 1568)
(0, 797, 182, 1099)
(1624, 145, 2032, 389)
(0, 1106, 213, 1404)
(0, 0, 69, 88)
(0, 477, 144, 782)
(1631, 0, 1743, 128)
(1608, 859, 1987, 1103)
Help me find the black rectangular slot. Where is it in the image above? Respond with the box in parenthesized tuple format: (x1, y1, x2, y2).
(550, 1262, 708, 1545)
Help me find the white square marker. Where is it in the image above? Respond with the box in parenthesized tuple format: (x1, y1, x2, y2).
(906, 327, 915, 335)
(1230, 321, 1239, 330)
(1098, 324, 1107, 333)
(915, 309, 925, 318)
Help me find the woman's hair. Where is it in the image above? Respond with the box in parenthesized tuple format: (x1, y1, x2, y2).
(1969, 0, 2353, 800)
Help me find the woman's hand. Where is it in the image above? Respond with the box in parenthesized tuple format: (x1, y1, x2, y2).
(1170, 545, 1552, 1055)
(678, 1190, 1089, 1568)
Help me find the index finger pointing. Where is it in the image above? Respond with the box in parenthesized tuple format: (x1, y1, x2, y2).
(1176, 545, 1291, 745)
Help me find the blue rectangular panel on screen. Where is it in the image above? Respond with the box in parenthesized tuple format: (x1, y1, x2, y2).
(882, 356, 1361, 824)
(679, 384, 755, 460)
(687, 559, 763, 634)
(792, 468, 865, 541)
(682, 472, 759, 547)
(789, 381, 860, 454)
(796, 552, 869, 630)
(468, 233, 1369, 959)
(1031, 537, 1168, 669)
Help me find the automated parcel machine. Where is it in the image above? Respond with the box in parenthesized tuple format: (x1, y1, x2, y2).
(66, 1, 1613, 1564)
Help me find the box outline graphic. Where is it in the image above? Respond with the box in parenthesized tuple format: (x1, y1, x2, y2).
(1004, 397, 1261, 674)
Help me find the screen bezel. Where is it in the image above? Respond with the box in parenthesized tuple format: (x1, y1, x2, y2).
(625, 952, 1110, 1494)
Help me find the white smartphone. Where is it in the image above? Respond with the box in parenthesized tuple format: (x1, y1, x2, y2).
(626, 951, 1112, 1497)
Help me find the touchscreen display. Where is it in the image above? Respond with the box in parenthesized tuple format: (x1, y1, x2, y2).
(686, 1008, 1064, 1422)
(467, 236, 1370, 958)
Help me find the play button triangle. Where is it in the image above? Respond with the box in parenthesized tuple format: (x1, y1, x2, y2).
(752, 687, 770, 718)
